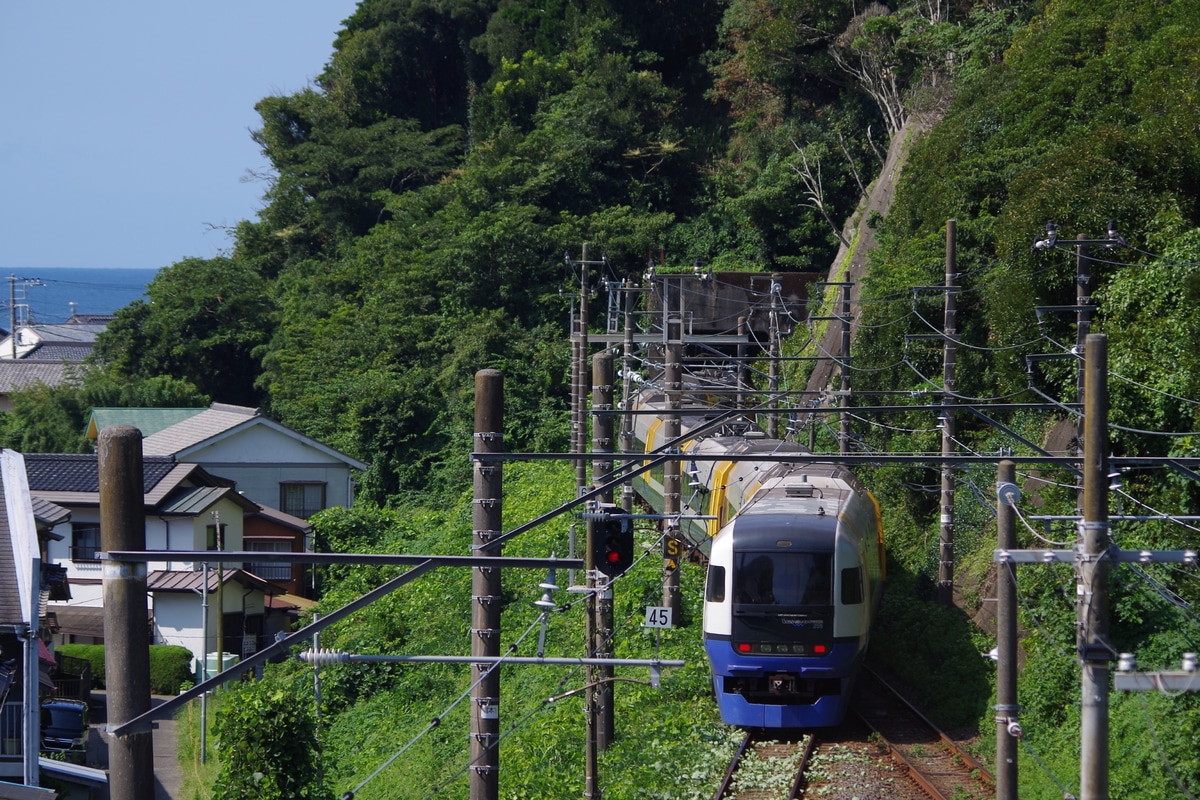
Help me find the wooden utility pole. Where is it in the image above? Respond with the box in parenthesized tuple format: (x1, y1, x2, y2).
(995, 459, 1019, 800)
(575, 244, 591, 492)
(1078, 333, 1110, 800)
(471, 370, 504, 800)
(938, 220, 958, 606)
(100, 425, 155, 800)
(591, 353, 615, 749)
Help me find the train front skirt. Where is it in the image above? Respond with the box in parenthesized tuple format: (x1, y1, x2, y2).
(705, 638, 862, 728)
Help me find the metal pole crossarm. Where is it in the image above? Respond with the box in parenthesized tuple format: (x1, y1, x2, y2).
(298, 651, 685, 668)
(590, 401, 1083, 416)
(573, 333, 750, 345)
(1026, 353, 1078, 364)
(994, 548, 1198, 565)
(579, 512, 717, 521)
(109, 560, 441, 737)
(1114, 671, 1200, 691)
(1114, 654, 1200, 691)
(1035, 305, 1093, 316)
(475, 452, 1086, 466)
(910, 285, 964, 293)
(103, 551, 583, 569)
(905, 333, 961, 342)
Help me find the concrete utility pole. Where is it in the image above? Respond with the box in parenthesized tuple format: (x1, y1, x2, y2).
(938, 220, 958, 607)
(662, 286, 683, 618)
(575, 244, 592, 493)
(995, 460, 1019, 800)
(768, 276, 780, 439)
(591, 353, 615, 750)
(471, 370, 504, 800)
(838, 283, 851, 456)
(1078, 333, 1110, 800)
(100, 425, 155, 800)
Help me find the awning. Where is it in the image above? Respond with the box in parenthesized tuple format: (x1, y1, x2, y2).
(47, 605, 106, 639)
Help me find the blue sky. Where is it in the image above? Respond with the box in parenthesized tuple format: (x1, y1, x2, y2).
(0, 2, 361, 270)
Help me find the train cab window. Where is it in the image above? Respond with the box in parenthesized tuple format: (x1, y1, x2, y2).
(841, 566, 864, 605)
(706, 566, 726, 603)
(735, 552, 832, 606)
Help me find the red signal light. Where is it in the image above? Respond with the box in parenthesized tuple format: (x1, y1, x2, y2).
(813, 644, 827, 654)
(736, 643, 751, 653)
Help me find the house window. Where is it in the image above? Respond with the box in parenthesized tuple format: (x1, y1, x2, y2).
(70, 524, 101, 562)
(280, 482, 326, 519)
(206, 524, 228, 551)
(246, 540, 292, 582)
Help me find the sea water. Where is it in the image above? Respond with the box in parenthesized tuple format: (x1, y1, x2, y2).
(2, 267, 158, 326)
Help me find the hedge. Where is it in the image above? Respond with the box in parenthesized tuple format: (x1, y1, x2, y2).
(54, 644, 196, 695)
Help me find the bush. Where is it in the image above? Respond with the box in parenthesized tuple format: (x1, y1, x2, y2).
(53, 644, 195, 694)
(54, 645, 105, 688)
(148, 645, 195, 695)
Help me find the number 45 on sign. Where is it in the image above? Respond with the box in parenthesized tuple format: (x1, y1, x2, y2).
(644, 606, 673, 628)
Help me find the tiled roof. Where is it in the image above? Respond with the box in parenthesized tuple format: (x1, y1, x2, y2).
(86, 407, 206, 439)
(141, 403, 259, 456)
(0, 361, 76, 392)
(22, 323, 107, 344)
(158, 485, 257, 515)
(30, 495, 71, 528)
(47, 605, 106, 638)
(147, 568, 282, 595)
(23, 453, 179, 493)
(22, 342, 94, 362)
(247, 504, 311, 531)
(141, 402, 367, 469)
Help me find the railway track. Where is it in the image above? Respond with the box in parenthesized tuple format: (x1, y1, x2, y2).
(852, 666, 994, 800)
(713, 732, 814, 800)
(712, 668, 992, 800)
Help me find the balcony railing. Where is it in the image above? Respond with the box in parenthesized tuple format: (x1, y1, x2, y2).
(70, 545, 100, 562)
(1, 701, 22, 757)
(247, 562, 292, 582)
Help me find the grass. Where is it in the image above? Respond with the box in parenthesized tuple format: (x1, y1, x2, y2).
(175, 693, 223, 800)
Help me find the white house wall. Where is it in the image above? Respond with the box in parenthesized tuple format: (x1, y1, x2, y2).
(44, 496, 249, 608)
(152, 592, 208, 669)
(181, 425, 355, 510)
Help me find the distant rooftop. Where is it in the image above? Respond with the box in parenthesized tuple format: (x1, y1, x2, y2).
(87, 407, 206, 439)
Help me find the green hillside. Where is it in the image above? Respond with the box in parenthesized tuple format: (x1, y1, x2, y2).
(8, 0, 1200, 797)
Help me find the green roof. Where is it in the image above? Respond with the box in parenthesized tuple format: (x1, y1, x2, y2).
(86, 407, 206, 440)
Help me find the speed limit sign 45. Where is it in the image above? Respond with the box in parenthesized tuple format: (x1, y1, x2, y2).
(644, 606, 673, 628)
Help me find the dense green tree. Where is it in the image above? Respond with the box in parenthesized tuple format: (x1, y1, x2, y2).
(0, 368, 207, 453)
(93, 257, 274, 407)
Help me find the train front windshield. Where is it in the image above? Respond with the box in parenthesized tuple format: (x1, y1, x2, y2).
(734, 552, 832, 608)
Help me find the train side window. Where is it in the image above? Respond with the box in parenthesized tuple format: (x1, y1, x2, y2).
(841, 566, 864, 605)
(706, 565, 726, 603)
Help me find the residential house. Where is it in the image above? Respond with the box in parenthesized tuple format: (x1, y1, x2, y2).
(86, 403, 367, 519)
(0, 363, 77, 412)
(0, 324, 107, 363)
(0, 448, 62, 784)
(0, 314, 109, 409)
(25, 453, 287, 671)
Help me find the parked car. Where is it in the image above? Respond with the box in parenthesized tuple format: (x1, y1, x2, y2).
(40, 698, 89, 761)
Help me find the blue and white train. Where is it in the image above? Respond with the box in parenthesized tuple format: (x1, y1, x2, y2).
(630, 389, 885, 728)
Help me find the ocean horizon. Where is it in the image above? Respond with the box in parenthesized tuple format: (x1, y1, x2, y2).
(1, 267, 158, 327)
